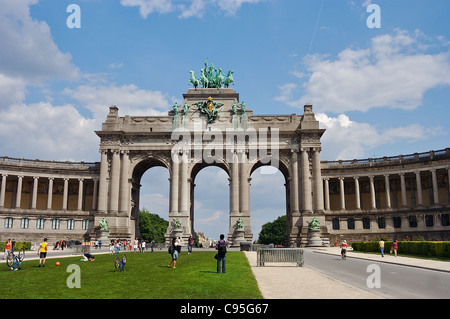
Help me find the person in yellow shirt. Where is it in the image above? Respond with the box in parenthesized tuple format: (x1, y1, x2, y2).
(38, 238, 48, 267)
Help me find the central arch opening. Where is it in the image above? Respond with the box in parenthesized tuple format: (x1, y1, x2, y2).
(250, 162, 289, 244)
(191, 164, 229, 245)
(133, 158, 170, 242)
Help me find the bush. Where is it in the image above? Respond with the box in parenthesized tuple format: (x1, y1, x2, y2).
(352, 240, 450, 257)
(0, 241, 32, 251)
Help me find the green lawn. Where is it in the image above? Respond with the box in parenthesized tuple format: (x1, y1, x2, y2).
(0, 251, 263, 299)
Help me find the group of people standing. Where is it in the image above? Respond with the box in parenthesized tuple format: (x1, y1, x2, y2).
(168, 234, 228, 273)
(340, 239, 400, 259)
(110, 238, 154, 254)
(378, 239, 399, 257)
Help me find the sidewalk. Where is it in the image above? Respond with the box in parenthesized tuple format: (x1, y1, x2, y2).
(243, 246, 450, 299)
(243, 250, 383, 299)
(315, 246, 450, 273)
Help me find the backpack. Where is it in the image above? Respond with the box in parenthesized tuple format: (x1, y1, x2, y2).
(168, 244, 175, 255)
(218, 241, 227, 254)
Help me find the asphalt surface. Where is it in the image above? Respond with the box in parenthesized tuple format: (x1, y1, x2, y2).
(2, 245, 449, 299)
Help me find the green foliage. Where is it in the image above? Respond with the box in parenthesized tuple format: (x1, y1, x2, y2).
(257, 215, 286, 245)
(352, 240, 450, 257)
(138, 208, 169, 243)
(0, 241, 31, 251)
(0, 251, 262, 299)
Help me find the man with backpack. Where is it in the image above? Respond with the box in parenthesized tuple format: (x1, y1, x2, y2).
(215, 234, 228, 273)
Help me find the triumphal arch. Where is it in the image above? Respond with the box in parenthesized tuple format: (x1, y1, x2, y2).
(95, 62, 326, 246)
(1, 62, 449, 245)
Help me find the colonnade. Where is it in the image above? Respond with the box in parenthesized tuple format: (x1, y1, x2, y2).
(97, 149, 131, 215)
(0, 173, 98, 212)
(323, 167, 450, 212)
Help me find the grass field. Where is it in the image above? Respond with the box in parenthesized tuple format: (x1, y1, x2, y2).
(0, 251, 263, 299)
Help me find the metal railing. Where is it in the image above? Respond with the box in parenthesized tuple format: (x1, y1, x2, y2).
(256, 248, 304, 267)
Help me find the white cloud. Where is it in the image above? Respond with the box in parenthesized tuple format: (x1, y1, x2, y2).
(64, 83, 172, 120)
(120, 0, 265, 19)
(216, 0, 265, 15)
(277, 29, 450, 113)
(0, 102, 98, 161)
(0, 74, 27, 108)
(316, 113, 431, 160)
(0, 0, 80, 83)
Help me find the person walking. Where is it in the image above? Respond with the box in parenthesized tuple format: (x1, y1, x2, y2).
(215, 234, 228, 274)
(168, 237, 179, 269)
(340, 240, 347, 260)
(392, 240, 398, 257)
(188, 236, 194, 255)
(38, 238, 48, 267)
(150, 239, 155, 252)
(3, 239, 11, 260)
(379, 239, 385, 257)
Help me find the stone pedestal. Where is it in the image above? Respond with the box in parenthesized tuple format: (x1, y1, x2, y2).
(231, 228, 245, 247)
(172, 228, 183, 240)
(306, 229, 322, 247)
(96, 229, 110, 246)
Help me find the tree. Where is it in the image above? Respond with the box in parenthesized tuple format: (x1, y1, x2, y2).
(257, 215, 287, 245)
(139, 208, 169, 243)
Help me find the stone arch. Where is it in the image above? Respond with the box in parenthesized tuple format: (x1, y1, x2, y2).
(189, 161, 231, 239)
(249, 156, 293, 244)
(130, 155, 170, 239)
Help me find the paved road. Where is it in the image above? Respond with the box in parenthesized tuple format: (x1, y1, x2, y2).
(302, 249, 450, 299)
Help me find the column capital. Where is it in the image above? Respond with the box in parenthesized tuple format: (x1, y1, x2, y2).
(353, 176, 359, 180)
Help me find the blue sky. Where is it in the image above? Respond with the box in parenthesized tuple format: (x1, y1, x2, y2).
(0, 0, 449, 240)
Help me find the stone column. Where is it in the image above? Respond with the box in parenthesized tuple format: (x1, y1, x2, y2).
(92, 178, 98, 210)
(63, 178, 69, 210)
(400, 172, 407, 207)
(0, 174, 7, 208)
(16, 175, 23, 209)
(47, 178, 54, 210)
(119, 151, 130, 214)
(98, 150, 109, 213)
(169, 157, 179, 214)
(369, 175, 376, 210)
(431, 169, 439, 205)
(230, 151, 239, 214)
(448, 167, 450, 204)
(77, 179, 84, 211)
(32, 176, 39, 209)
(290, 150, 300, 214)
(354, 176, 361, 210)
(109, 149, 121, 214)
(415, 171, 423, 207)
(300, 148, 312, 213)
(323, 178, 330, 211)
(384, 174, 391, 209)
(312, 148, 324, 212)
(239, 151, 249, 215)
(339, 177, 345, 210)
(179, 151, 189, 214)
